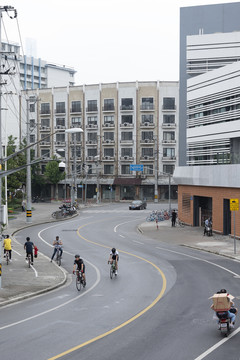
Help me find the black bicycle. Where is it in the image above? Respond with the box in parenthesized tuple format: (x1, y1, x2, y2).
(56, 247, 62, 266)
(75, 270, 86, 291)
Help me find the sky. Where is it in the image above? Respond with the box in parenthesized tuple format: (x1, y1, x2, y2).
(1, 0, 239, 85)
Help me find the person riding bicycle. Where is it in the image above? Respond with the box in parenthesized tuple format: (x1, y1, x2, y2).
(73, 254, 86, 284)
(3, 235, 12, 261)
(108, 248, 119, 275)
(50, 236, 63, 262)
(24, 237, 34, 265)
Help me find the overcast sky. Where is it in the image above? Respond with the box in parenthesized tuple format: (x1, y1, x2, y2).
(1, 0, 239, 85)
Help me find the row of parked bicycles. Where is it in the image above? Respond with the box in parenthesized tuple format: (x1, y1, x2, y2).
(51, 202, 78, 219)
(146, 209, 184, 227)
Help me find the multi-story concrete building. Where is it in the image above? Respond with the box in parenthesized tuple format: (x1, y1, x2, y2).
(22, 81, 179, 202)
(175, 2, 240, 237)
(1, 41, 76, 146)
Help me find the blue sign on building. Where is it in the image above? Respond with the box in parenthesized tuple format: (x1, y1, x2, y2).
(130, 164, 144, 172)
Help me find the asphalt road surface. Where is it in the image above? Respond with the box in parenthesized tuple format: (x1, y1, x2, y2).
(0, 203, 240, 360)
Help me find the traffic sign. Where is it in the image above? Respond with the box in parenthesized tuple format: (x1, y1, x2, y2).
(230, 199, 239, 211)
(130, 164, 144, 172)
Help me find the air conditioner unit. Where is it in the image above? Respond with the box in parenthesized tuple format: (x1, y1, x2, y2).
(144, 156, 149, 160)
(124, 156, 129, 160)
(105, 156, 110, 160)
(145, 139, 149, 143)
(124, 122, 128, 126)
(105, 139, 110, 143)
(88, 124, 92, 128)
(88, 140, 92, 144)
(144, 122, 149, 126)
(105, 123, 109, 127)
(57, 142, 61, 145)
(41, 126, 46, 130)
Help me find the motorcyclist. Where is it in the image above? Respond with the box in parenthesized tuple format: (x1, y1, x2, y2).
(211, 289, 237, 328)
(204, 217, 212, 236)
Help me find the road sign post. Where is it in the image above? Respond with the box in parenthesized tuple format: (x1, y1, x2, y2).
(230, 199, 239, 254)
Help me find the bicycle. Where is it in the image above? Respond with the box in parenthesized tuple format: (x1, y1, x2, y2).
(176, 218, 184, 227)
(75, 270, 86, 291)
(27, 253, 32, 268)
(109, 260, 117, 279)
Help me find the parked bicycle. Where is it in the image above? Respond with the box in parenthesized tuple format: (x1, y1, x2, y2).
(75, 270, 86, 291)
(176, 218, 184, 227)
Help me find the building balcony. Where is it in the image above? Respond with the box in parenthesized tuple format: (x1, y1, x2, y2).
(103, 156, 115, 161)
(120, 105, 134, 111)
(55, 110, 66, 115)
(162, 156, 176, 162)
(140, 139, 154, 145)
(162, 140, 176, 145)
(70, 124, 82, 129)
(162, 123, 176, 129)
(55, 125, 66, 130)
(55, 141, 66, 147)
(70, 108, 82, 114)
(86, 140, 97, 145)
(162, 105, 176, 111)
(140, 104, 154, 111)
(102, 106, 115, 112)
(40, 126, 50, 131)
(120, 122, 133, 128)
(40, 110, 51, 116)
(140, 156, 154, 161)
(86, 123, 98, 129)
(86, 107, 98, 113)
(120, 156, 134, 161)
(140, 122, 155, 128)
(120, 139, 134, 145)
(102, 122, 115, 128)
(103, 139, 115, 145)
(40, 141, 50, 146)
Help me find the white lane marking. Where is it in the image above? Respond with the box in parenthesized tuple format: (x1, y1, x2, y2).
(114, 217, 143, 233)
(155, 246, 240, 277)
(133, 240, 144, 245)
(0, 260, 100, 331)
(12, 249, 21, 256)
(194, 327, 240, 360)
(29, 264, 38, 277)
(119, 235, 125, 238)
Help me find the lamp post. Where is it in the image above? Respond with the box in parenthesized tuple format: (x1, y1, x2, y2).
(65, 128, 83, 206)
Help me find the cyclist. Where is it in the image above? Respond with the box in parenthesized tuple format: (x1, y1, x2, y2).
(108, 248, 119, 275)
(73, 254, 86, 285)
(50, 236, 63, 262)
(24, 237, 34, 265)
(3, 235, 12, 261)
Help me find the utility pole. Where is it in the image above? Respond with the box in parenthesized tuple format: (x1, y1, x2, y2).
(26, 97, 32, 222)
(0, 5, 17, 288)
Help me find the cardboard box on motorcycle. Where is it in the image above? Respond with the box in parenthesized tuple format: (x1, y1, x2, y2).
(209, 293, 234, 311)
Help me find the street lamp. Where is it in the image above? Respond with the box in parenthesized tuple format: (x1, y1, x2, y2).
(65, 128, 83, 206)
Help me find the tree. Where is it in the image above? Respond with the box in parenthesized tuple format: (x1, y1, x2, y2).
(44, 159, 65, 200)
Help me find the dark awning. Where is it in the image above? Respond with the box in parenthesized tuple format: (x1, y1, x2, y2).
(113, 177, 142, 185)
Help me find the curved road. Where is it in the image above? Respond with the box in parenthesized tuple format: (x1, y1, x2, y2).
(0, 203, 239, 360)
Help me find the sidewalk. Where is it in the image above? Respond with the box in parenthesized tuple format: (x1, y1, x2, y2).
(0, 202, 70, 307)
(138, 220, 240, 261)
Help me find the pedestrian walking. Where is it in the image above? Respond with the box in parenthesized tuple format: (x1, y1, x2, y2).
(171, 209, 177, 227)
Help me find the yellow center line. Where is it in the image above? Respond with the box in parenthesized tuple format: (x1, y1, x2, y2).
(48, 222, 167, 360)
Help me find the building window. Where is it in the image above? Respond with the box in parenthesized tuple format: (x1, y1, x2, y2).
(41, 118, 50, 127)
(121, 148, 133, 157)
(71, 146, 81, 158)
(56, 133, 65, 143)
(163, 165, 175, 174)
(71, 117, 81, 126)
(163, 132, 175, 141)
(56, 118, 65, 127)
(142, 148, 153, 157)
(163, 97, 175, 110)
(71, 101, 81, 113)
(30, 119, 35, 128)
(87, 100, 98, 112)
(104, 115, 114, 124)
(30, 103, 35, 112)
(104, 132, 114, 141)
(104, 164, 114, 174)
(30, 135, 35, 143)
(41, 103, 50, 114)
(163, 114, 175, 124)
(121, 165, 130, 175)
(163, 148, 175, 158)
(104, 148, 114, 157)
(103, 99, 114, 111)
(41, 134, 50, 143)
(56, 102, 65, 114)
(141, 97, 154, 110)
(71, 132, 81, 142)
(88, 148, 97, 157)
(121, 115, 133, 125)
(121, 98, 133, 110)
(142, 131, 153, 140)
(87, 116, 97, 125)
(41, 149, 49, 158)
(87, 132, 97, 141)
(121, 132, 132, 141)
(142, 114, 154, 124)
(143, 165, 153, 175)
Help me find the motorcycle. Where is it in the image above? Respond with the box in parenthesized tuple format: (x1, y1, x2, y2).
(204, 224, 212, 236)
(216, 311, 232, 337)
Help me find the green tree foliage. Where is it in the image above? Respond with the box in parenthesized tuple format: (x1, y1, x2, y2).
(44, 159, 65, 184)
(6, 136, 26, 194)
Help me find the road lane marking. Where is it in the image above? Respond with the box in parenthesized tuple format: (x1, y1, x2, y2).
(119, 234, 125, 238)
(12, 249, 21, 256)
(114, 217, 143, 232)
(194, 327, 240, 359)
(155, 246, 240, 277)
(133, 240, 144, 245)
(47, 222, 167, 360)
